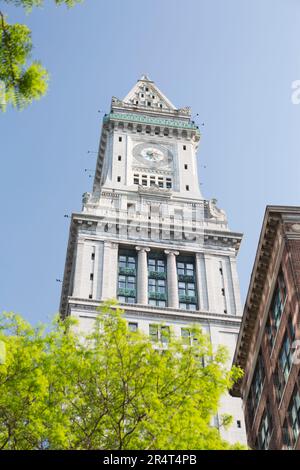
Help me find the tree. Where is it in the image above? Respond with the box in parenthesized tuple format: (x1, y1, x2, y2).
(0, 1, 82, 111)
(0, 302, 245, 450)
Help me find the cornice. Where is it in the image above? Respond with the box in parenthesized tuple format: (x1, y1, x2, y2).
(66, 298, 242, 328)
(104, 111, 199, 131)
(231, 207, 283, 397)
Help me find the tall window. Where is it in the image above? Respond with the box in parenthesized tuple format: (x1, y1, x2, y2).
(266, 270, 287, 349)
(274, 318, 295, 403)
(177, 258, 197, 311)
(148, 256, 167, 307)
(257, 403, 273, 450)
(247, 351, 265, 424)
(149, 324, 170, 343)
(282, 419, 292, 449)
(279, 332, 293, 386)
(118, 252, 136, 304)
(288, 386, 300, 446)
(181, 327, 198, 346)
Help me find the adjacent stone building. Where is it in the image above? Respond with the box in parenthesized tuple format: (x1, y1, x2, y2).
(60, 75, 247, 444)
(232, 206, 300, 449)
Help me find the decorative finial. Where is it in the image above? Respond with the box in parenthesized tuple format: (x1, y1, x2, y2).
(139, 74, 151, 82)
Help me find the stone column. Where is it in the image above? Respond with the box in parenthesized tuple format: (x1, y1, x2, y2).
(164, 250, 179, 308)
(136, 246, 150, 304)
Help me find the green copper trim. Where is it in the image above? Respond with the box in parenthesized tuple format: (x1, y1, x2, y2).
(103, 112, 200, 132)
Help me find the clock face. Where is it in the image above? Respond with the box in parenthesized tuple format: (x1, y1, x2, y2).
(141, 147, 164, 162)
(132, 142, 173, 168)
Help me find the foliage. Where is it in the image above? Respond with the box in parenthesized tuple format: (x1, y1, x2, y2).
(3, 1, 82, 11)
(0, 1, 82, 111)
(0, 302, 245, 450)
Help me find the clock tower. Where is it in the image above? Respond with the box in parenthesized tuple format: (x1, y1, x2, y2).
(60, 75, 247, 445)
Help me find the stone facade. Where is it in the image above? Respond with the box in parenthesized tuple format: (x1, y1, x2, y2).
(232, 206, 300, 449)
(60, 75, 247, 445)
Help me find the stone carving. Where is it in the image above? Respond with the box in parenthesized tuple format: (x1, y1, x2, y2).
(111, 96, 124, 107)
(138, 184, 172, 196)
(177, 106, 191, 116)
(291, 223, 300, 233)
(82, 192, 92, 205)
(208, 198, 227, 221)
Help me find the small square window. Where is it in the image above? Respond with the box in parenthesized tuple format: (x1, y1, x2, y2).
(117, 176, 121, 182)
(186, 185, 189, 191)
(128, 322, 138, 332)
(134, 178, 139, 185)
(146, 87, 149, 91)
(118, 155, 121, 161)
(184, 164, 188, 170)
(141, 94, 144, 98)
(147, 101, 151, 106)
(183, 145, 187, 150)
(89, 294, 92, 299)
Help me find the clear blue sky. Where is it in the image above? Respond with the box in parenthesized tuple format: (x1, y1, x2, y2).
(1, 0, 300, 324)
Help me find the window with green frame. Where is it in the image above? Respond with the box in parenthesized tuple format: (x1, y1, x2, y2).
(177, 258, 197, 311)
(118, 252, 136, 304)
(148, 256, 167, 307)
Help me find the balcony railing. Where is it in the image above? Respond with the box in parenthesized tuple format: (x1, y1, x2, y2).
(178, 274, 194, 282)
(179, 294, 196, 304)
(118, 288, 136, 297)
(119, 267, 136, 276)
(149, 292, 167, 301)
(148, 271, 166, 280)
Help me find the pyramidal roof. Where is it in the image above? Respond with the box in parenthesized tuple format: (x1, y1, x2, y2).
(122, 75, 177, 111)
